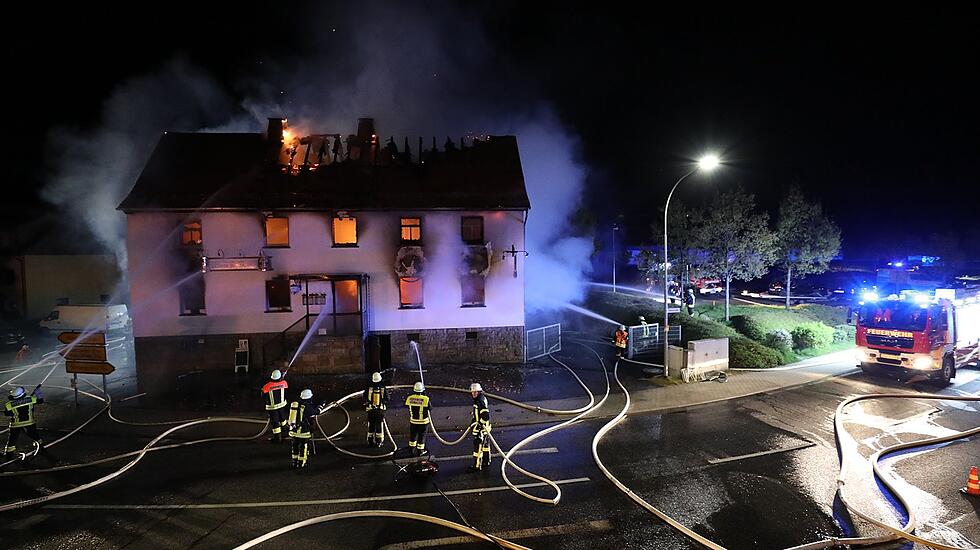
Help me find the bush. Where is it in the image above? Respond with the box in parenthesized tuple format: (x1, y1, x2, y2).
(833, 324, 856, 344)
(730, 315, 765, 342)
(791, 322, 834, 350)
(764, 328, 793, 353)
(729, 335, 782, 369)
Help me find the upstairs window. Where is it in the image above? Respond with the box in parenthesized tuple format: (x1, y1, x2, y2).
(461, 216, 484, 244)
(400, 217, 422, 243)
(181, 221, 202, 246)
(333, 216, 358, 247)
(265, 216, 289, 247)
(461, 275, 485, 307)
(265, 278, 291, 312)
(399, 277, 424, 309)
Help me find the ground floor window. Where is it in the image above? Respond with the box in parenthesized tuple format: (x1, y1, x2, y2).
(399, 277, 424, 308)
(266, 278, 291, 312)
(298, 276, 363, 335)
(461, 275, 485, 307)
(180, 274, 206, 315)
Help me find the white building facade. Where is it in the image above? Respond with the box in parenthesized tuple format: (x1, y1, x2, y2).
(120, 118, 529, 382)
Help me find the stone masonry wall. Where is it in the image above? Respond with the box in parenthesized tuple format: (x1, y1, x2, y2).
(375, 325, 524, 365)
(287, 334, 364, 375)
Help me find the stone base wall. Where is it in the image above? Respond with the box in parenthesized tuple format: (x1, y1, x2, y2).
(373, 326, 524, 365)
(287, 334, 363, 375)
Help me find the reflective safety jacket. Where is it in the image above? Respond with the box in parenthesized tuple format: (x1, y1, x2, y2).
(363, 383, 388, 411)
(261, 379, 289, 411)
(288, 398, 328, 439)
(405, 392, 431, 425)
(4, 395, 42, 428)
(471, 393, 491, 435)
(614, 330, 628, 349)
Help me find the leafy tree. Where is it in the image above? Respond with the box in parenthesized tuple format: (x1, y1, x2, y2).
(697, 188, 777, 320)
(775, 186, 842, 308)
(644, 201, 704, 293)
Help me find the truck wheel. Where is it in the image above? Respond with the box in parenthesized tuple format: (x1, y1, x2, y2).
(937, 356, 955, 385)
(859, 362, 876, 376)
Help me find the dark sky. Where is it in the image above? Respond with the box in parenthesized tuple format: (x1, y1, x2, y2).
(4, 3, 978, 258)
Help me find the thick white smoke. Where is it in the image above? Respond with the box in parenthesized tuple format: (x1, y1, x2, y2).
(41, 4, 593, 313)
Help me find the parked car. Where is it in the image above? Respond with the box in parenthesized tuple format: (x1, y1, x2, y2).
(39, 304, 131, 333)
(1, 323, 26, 352)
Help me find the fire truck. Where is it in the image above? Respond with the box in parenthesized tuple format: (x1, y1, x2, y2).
(853, 288, 980, 384)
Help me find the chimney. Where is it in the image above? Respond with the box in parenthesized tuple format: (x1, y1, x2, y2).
(267, 118, 285, 143)
(356, 118, 375, 139)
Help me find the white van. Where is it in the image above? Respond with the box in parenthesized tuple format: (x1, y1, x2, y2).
(39, 305, 131, 332)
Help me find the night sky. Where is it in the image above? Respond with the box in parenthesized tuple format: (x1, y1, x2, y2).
(4, 3, 978, 258)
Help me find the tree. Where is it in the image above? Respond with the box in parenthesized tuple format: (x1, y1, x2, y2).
(697, 188, 777, 320)
(643, 201, 704, 293)
(775, 186, 842, 308)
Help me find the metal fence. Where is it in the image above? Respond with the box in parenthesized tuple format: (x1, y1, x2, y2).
(525, 323, 562, 361)
(628, 323, 681, 358)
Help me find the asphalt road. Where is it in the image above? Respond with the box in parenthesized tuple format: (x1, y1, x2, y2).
(2, 345, 978, 550)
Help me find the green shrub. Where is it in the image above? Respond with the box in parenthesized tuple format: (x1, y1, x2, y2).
(791, 322, 834, 350)
(764, 328, 793, 353)
(730, 315, 765, 342)
(729, 335, 782, 369)
(833, 324, 856, 344)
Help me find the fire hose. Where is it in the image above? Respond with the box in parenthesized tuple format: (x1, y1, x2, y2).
(590, 350, 980, 550)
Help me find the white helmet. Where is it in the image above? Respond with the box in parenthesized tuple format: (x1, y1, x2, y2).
(638, 316, 645, 322)
(413, 382, 425, 393)
(270, 369, 282, 381)
(300, 389, 313, 400)
(469, 383, 482, 393)
(10, 387, 25, 399)
(619, 325, 626, 331)
(371, 372, 382, 383)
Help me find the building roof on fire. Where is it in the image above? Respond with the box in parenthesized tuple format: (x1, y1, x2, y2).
(118, 132, 530, 212)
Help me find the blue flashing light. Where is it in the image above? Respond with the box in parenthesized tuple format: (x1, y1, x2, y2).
(862, 291, 879, 303)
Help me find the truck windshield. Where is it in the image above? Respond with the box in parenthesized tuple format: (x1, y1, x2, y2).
(858, 302, 929, 331)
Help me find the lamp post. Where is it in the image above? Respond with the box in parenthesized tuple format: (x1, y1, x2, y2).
(663, 154, 720, 377)
(612, 223, 620, 293)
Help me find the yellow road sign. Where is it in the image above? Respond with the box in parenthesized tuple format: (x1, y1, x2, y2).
(58, 331, 106, 346)
(65, 361, 115, 376)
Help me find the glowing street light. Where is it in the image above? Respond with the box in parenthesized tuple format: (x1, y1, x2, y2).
(662, 153, 721, 377)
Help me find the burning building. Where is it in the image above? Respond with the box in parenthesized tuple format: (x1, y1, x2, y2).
(119, 117, 529, 382)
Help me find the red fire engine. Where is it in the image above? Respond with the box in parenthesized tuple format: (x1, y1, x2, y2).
(853, 288, 980, 384)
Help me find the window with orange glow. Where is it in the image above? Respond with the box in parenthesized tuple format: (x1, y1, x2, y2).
(265, 217, 289, 247)
(333, 216, 358, 246)
(400, 217, 422, 243)
(399, 277, 424, 308)
(181, 221, 202, 246)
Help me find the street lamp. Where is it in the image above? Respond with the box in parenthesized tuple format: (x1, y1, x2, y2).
(612, 223, 620, 293)
(663, 153, 721, 377)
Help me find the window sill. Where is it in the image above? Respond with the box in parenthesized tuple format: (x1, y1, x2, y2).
(179, 312, 207, 317)
(264, 245, 290, 249)
(332, 243, 359, 248)
(265, 309, 293, 313)
(399, 306, 425, 310)
(461, 304, 486, 308)
(463, 241, 486, 246)
(400, 241, 423, 247)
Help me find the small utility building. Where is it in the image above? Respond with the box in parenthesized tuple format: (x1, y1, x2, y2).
(119, 118, 529, 382)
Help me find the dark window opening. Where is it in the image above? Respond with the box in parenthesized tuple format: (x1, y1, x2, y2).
(399, 277, 424, 308)
(461, 216, 484, 244)
(466, 331, 478, 341)
(180, 275, 206, 316)
(461, 275, 485, 307)
(265, 216, 289, 247)
(407, 333, 420, 342)
(266, 278, 291, 312)
(181, 221, 202, 246)
(400, 217, 422, 243)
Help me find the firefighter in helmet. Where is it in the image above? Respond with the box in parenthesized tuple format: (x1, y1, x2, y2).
(405, 382, 431, 456)
(614, 325, 629, 357)
(4, 385, 44, 457)
(287, 389, 329, 469)
(468, 383, 492, 472)
(363, 371, 388, 447)
(261, 369, 289, 443)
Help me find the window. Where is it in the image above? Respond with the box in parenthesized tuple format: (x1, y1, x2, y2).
(461, 216, 484, 244)
(265, 216, 289, 247)
(333, 216, 358, 246)
(400, 217, 422, 243)
(399, 277, 424, 308)
(407, 333, 420, 342)
(461, 275, 485, 307)
(266, 278, 291, 312)
(180, 275, 206, 315)
(181, 221, 202, 246)
(466, 331, 478, 341)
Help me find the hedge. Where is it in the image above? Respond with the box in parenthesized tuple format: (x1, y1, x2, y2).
(791, 322, 834, 350)
(731, 315, 765, 342)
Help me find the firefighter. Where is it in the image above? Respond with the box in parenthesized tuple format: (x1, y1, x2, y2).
(3, 385, 44, 457)
(287, 389, 329, 469)
(405, 382, 431, 456)
(468, 383, 492, 472)
(685, 286, 696, 315)
(261, 369, 289, 443)
(363, 371, 388, 447)
(614, 325, 628, 357)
